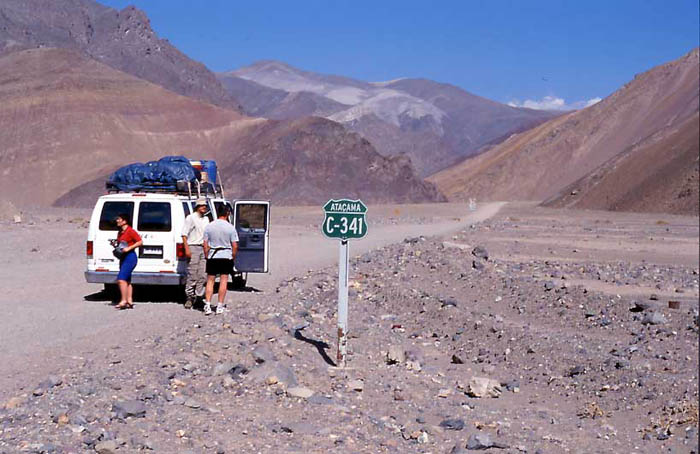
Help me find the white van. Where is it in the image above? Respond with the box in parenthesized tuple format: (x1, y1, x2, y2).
(85, 192, 269, 290)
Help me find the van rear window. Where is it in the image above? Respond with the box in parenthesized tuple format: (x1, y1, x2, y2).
(99, 202, 134, 231)
(138, 202, 172, 232)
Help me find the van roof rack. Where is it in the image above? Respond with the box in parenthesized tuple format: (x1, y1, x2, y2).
(105, 179, 225, 199)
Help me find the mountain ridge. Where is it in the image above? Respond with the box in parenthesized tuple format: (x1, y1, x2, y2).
(217, 61, 558, 176)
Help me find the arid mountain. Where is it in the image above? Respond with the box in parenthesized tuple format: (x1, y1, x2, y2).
(544, 112, 699, 215)
(0, 0, 239, 109)
(430, 48, 699, 214)
(0, 48, 442, 207)
(217, 62, 557, 176)
(216, 116, 445, 205)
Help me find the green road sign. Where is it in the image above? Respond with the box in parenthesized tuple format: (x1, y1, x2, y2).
(322, 199, 368, 240)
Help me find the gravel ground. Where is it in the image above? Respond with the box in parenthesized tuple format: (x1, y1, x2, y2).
(0, 203, 697, 453)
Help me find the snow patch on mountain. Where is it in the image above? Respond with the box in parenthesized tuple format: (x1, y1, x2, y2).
(329, 89, 446, 133)
(236, 64, 446, 132)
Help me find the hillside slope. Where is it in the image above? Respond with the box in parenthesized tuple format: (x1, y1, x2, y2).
(544, 112, 699, 215)
(429, 48, 699, 214)
(0, 48, 442, 207)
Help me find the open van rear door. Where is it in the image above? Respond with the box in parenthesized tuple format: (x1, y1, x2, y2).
(233, 201, 270, 273)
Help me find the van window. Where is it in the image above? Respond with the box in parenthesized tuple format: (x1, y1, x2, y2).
(182, 202, 191, 217)
(99, 202, 134, 231)
(138, 202, 172, 232)
(236, 204, 267, 232)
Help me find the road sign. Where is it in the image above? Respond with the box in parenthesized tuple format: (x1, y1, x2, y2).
(322, 199, 367, 240)
(321, 199, 367, 367)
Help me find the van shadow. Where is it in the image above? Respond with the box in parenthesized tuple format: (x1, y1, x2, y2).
(293, 328, 336, 367)
(84, 286, 186, 304)
(227, 283, 261, 293)
(84, 282, 261, 304)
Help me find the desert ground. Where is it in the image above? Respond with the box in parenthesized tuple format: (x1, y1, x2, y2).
(0, 202, 697, 453)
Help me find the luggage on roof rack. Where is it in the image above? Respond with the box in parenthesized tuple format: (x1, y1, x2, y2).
(189, 160, 218, 186)
(106, 156, 223, 197)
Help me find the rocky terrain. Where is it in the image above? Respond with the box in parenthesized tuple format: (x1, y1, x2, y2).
(1, 203, 697, 453)
(430, 48, 700, 215)
(218, 61, 557, 176)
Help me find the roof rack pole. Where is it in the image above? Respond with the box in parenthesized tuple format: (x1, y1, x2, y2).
(196, 180, 201, 198)
(187, 181, 192, 199)
(217, 169, 225, 199)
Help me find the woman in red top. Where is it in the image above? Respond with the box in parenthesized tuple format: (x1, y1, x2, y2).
(115, 213, 143, 309)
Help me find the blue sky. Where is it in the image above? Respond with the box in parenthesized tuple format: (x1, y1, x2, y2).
(101, 0, 698, 109)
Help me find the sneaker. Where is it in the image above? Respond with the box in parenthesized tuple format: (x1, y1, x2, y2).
(184, 299, 193, 310)
(203, 303, 212, 316)
(215, 304, 226, 315)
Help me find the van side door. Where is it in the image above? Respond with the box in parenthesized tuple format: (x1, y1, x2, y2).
(233, 201, 270, 273)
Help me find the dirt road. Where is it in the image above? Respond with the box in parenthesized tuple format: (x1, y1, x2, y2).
(0, 202, 503, 399)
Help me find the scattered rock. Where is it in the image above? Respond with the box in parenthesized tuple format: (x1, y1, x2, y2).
(252, 346, 275, 364)
(440, 418, 465, 430)
(630, 301, 653, 312)
(287, 386, 314, 399)
(112, 400, 146, 419)
(472, 246, 489, 260)
(347, 379, 364, 392)
(568, 365, 585, 377)
(94, 440, 119, 454)
(466, 433, 508, 450)
(641, 312, 667, 325)
(467, 377, 502, 398)
(3, 396, 24, 409)
(386, 345, 406, 365)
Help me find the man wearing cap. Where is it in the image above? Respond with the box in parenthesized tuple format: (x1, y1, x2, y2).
(181, 199, 210, 309)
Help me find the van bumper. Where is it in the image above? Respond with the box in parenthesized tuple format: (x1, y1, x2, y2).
(85, 271, 185, 285)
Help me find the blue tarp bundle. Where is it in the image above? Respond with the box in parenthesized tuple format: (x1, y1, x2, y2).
(107, 156, 199, 192)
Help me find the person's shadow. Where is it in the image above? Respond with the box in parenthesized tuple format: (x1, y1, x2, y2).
(293, 328, 336, 367)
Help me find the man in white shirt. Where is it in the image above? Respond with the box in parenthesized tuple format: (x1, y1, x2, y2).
(203, 205, 238, 315)
(181, 199, 210, 309)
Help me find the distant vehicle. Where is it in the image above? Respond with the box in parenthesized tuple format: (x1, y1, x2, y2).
(84, 158, 269, 292)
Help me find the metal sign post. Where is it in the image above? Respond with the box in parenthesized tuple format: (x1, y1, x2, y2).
(322, 199, 367, 368)
(337, 239, 349, 366)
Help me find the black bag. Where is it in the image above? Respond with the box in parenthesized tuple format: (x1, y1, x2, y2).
(110, 240, 128, 259)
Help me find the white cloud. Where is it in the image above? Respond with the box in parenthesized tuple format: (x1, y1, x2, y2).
(508, 95, 602, 111)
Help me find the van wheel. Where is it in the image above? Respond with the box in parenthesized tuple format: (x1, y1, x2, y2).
(230, 274, 246, 290)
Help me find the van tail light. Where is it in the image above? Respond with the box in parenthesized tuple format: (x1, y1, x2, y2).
(176, 242, 186, 259)
(86, 241, 93, 258)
